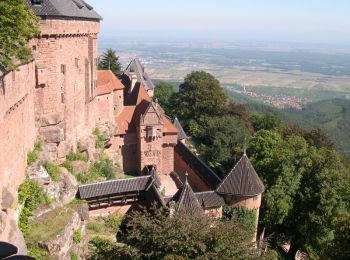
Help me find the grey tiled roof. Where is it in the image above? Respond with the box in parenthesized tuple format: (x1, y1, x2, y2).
(195, 191, 225, 208)
(26, 0, 102, 20)
(174, 141, 221, 189)
(216, 155, 265, 196)
(145, 184, 166, 207)
(123, 58, 155, 91)
(78, 176, 151, 199)
(173, 117, 187, 140)
(172, 180, 203, 215)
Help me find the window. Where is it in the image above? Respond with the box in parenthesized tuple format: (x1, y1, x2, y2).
(31, 0, 42, 6)
(75, 58, 79, 68)
(61, 64, 66, 74)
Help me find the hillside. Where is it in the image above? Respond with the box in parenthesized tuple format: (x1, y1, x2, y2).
(231, 91, 350, 157)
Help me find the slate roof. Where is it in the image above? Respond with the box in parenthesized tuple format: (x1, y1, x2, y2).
(216, 154, 265, 196)
(26, 0, 102, 20)
(78, 176, 151, 199)
(123, 58, 155, 91)
(195, 191, 225, 208)
(173, 117, 187, 140)
(172, 179, 203, 215)
(145, 184, 166, 207)
(174, 141, 221, 189)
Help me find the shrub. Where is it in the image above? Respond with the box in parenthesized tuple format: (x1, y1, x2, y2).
(105, 213, 124, 232)
(93, 128, 105, 149)
(223, 205, 257, 233)
(26, 140, 43, 166)
(61, 160, 74, 173)
(73, 230, 82, 244)
(67, 150, 87, 162)
(28, 244, 49, 259)
(18, 179, 49, 238)
(87, 223, 103, 233)
(70, 252, 78, 260)
(44, 161, 60, 182)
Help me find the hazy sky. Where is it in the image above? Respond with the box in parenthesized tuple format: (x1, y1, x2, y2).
(88, 0, 350, 44)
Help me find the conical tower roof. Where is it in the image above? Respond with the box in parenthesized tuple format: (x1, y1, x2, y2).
(216, 154, 265, 196)
(172, 176, 203, 215)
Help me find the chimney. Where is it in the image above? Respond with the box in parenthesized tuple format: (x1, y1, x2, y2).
(130, 75, 137, 93)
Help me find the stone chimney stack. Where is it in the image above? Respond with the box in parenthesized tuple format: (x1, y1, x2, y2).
(130, 75, 137, 93)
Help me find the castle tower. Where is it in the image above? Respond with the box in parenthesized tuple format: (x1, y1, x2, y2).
(216, 154, 265, 240)
(27, 0, 102, 159)
(138, 100, 164, 175)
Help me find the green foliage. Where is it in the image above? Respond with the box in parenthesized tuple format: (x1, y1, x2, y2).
(174, 71, 228, 127)
(196, 115, 251, 172)
(154, 81, 174, 115)
(73, 230, 82, 244)
(44, 161, 60, 182)
(27, 140, 43, 166)
(0, 0, 39, 69)
(88, 207, 259, 259)
(87, 223, 103, 233)
(18, 179, 49, 238)
(223, 205, 257, 233)
(28, 244, 49, 260)
(98, 48, 123, 78)
(105, 213, 124, 232)
(248, 128, 350, 258)
(93, 128, 106, 149)
(66, 150, 88, 162)
(76, 153, 116, 184)
(250, 113, 282, 131)
(70, 252, 78, 260)
(61, 160, 74, 173)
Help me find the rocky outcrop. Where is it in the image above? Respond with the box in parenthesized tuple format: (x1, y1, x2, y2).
(39, 123, 65, 143)
(71, 160, 89, 174)
(59, 168, 78, 205)
(1, 188, 14, 211)
(39, 113, 63, 127)
(40, 210, 81, 260)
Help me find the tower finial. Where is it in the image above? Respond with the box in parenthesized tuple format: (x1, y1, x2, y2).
(244, 137, 247, 156)
(185, 172, 188, 184)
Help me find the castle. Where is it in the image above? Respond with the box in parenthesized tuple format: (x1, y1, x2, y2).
(0, 0, 264, 248)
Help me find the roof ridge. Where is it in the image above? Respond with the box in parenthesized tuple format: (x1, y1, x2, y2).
(78, 175, 151, 188)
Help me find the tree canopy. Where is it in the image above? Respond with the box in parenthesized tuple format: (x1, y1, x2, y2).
(0, 0, 39, 69)
(89, 207, 260, 260)
(154, 81, 174, 115)
(98, 48, 123, 78)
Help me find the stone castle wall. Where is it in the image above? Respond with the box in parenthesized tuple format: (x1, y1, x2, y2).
(0, 62, 37, 246)
(31, 18, 100, 159)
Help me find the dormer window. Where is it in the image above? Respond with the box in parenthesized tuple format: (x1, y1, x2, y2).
(31, 0, 42, 5)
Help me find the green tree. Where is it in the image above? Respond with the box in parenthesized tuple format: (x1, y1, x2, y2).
(196, 115, 251, 172)
(0, 0, 39, 69)
(89, 207, 260, 260)
(174, 71, 228, 127)
(98, 48, 123, 78)
(154, 81, 174, 115)
(249, 129, 350, 258)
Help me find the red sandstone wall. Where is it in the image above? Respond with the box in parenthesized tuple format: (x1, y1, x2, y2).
(113, 89, 123, 116)
(92, 93, 114, 124)
(174, 151, 210, 192)
(31, 18, 100, 156)
(0, 62, 36, 242)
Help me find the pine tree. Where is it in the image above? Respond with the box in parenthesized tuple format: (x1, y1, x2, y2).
(98, 48, 123, 78)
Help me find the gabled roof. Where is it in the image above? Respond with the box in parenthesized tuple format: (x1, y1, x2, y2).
(172, 179, 203, 215)
(123, 58, 155, 91)
(26, 0, 102, 20)
(195, 191, 225, 208)
(78, 176, 151, 199)
(97, 70, 124, 96)
(216, 154, 265, 196)
(174, 141, 221, 189)
(173, 117, 187, 140)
